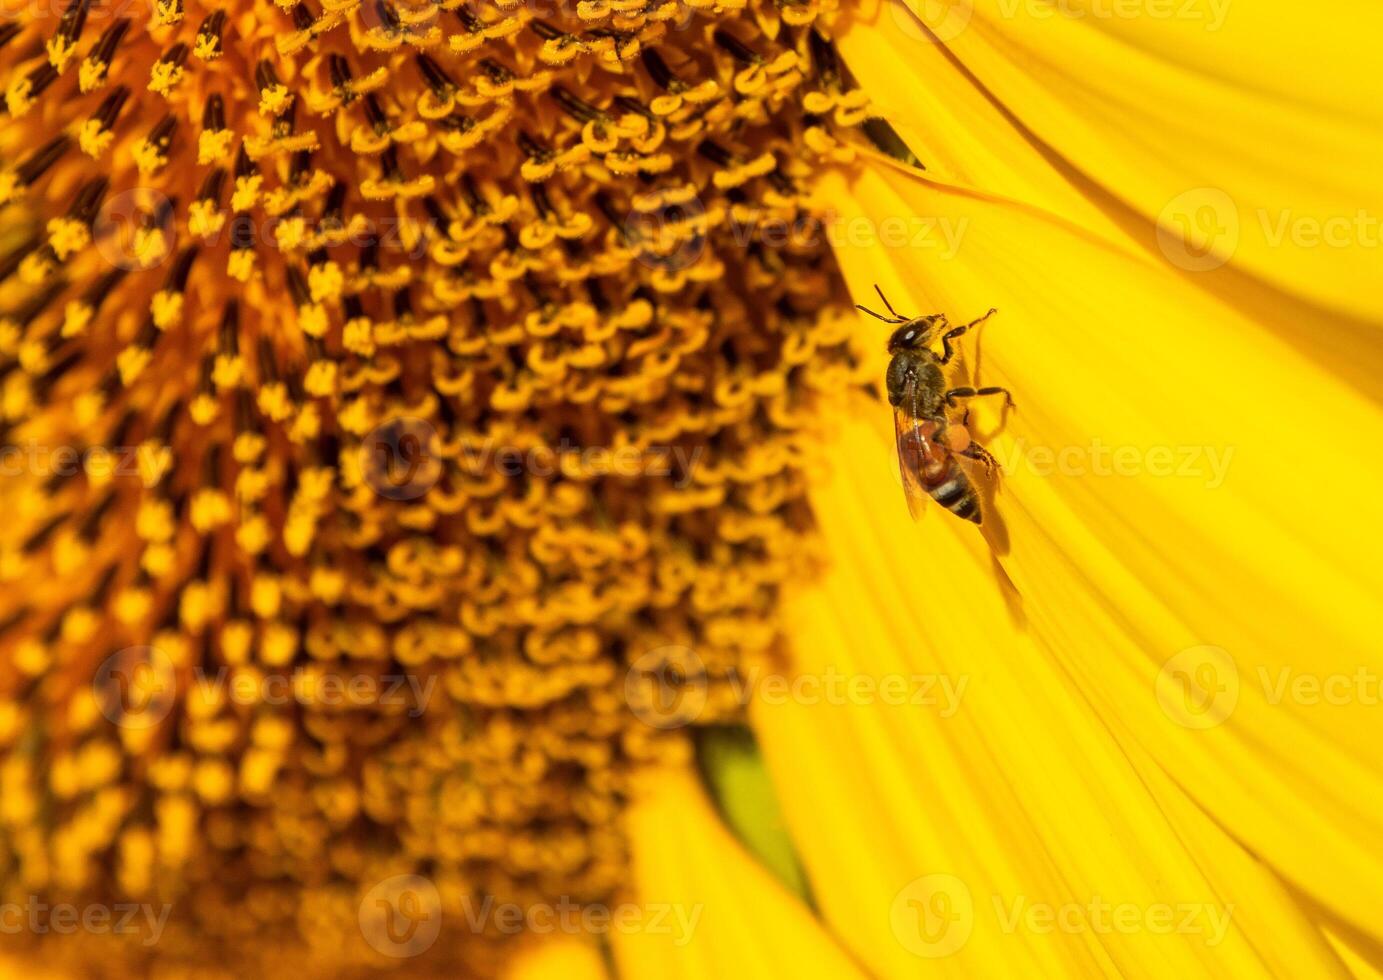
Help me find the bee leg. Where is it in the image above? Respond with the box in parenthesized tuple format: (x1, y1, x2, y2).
(944, 385, 1014, 409)
(938, 308, 997, 363)
(960, 441, 1000, 475)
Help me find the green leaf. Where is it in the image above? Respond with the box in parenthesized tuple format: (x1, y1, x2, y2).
(695, 724, 813, 905)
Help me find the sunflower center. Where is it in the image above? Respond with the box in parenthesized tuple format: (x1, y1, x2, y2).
(0, 0, 869, 969)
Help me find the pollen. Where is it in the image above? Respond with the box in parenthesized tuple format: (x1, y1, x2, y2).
(0, 0, 875, 971)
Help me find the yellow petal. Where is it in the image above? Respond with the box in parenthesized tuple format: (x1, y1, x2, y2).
(759, 409, 1352, 976)
(836, 1, 1122, 241)
(836, 18, 1383, 398)
(850, 0, 1383, 324)
(809, 159, 1383, 950)
(1323, 927, 1383, 980)
(614, 766, 867, 979)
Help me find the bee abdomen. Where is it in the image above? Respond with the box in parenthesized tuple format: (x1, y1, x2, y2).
(929, 462, 981, 523)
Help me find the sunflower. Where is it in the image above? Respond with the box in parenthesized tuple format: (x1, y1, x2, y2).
(1, 0, 1379, 974)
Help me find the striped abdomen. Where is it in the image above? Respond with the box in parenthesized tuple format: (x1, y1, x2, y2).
(919, 443, 982, 523)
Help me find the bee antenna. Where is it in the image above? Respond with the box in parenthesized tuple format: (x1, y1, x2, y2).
(873, 284, 901, 319)
(855, 304, 899, 324)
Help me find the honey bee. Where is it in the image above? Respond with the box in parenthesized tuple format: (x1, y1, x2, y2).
(858, 286, 1012, 524)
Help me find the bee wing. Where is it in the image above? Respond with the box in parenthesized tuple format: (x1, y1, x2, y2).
(893, 405, 932, 521)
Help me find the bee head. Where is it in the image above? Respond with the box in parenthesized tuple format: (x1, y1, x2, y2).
(886, 316, 943, 353)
